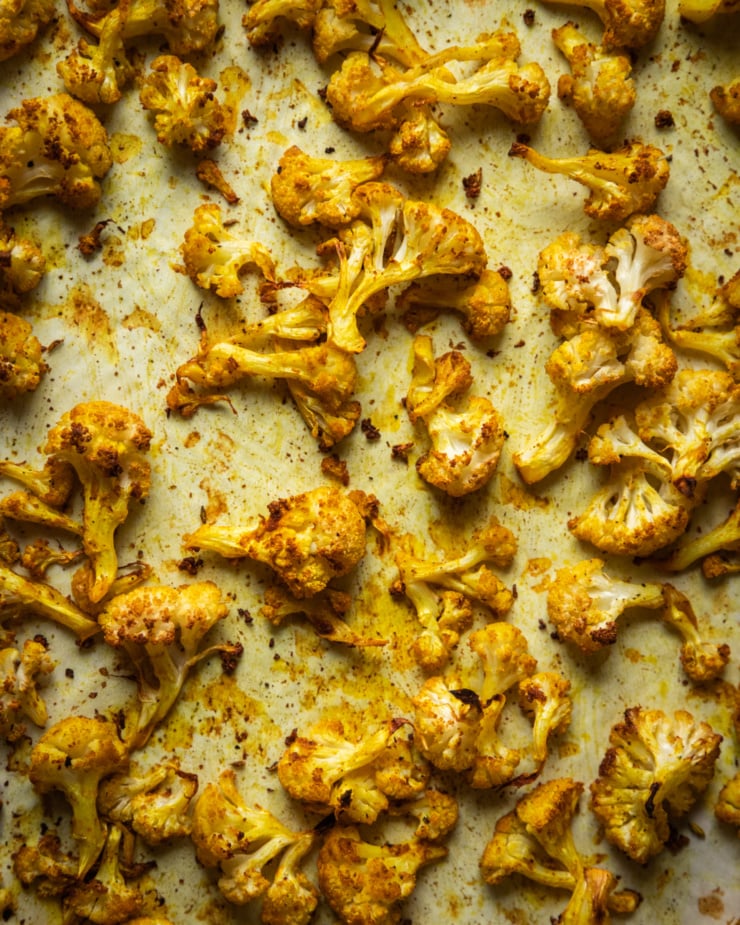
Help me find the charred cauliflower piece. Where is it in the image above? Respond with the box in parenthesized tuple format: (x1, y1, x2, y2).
(0, 93, 112, 210)
(0, 218, 46, 308)
(0, 637, 54, 741)
(509, 141, 669, 222)
(185, 485, 368, 598)
(0, 310, 47, 400)
(710, 76, 740, 125)
(29, 715, 129, 876)
(98, 581, 238, 748)
(139, 55, 230, 152)
(0, 0, 54, 61)
(590, 706, 722, 863)
(715, 771, 740, 833)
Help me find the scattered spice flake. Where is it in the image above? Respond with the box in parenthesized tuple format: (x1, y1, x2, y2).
(497, 265, 513, 281)
(361, 418, 381, 441)
(195, 158, 239, 204)
(523, 8, 535, 25)
(655, 109, 675, 129)
(321, 454, 350, 485)
(220, 641, 244, 673)
(242, 109, 258, 128)
(531, 270, 540, 293)
(297, 116, 307, 130)
(391, 442, 414, 461)
(462, 167, 482, 199)
(238, 608, 253, 624)
(177, 556, 203, 575)
(78, 220, 118, 256)
(514, 339, 526, 348)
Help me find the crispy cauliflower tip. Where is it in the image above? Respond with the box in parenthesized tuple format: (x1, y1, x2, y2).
(468, 622, 537, 706)
(29, 716, 129, 876)
(715, 771, 740, 833)
(180, 201, 276, 298)
(660, 584, 730, 682)
(539, 0, 665, 49)
(317, 824, 447, 925)
(69, 0, 220, 56)
(312, 0, 428, 66)
(0, 0, 54, 61)
(140, 55, 230, 152)
(277, 717, 428, 824)
(41, 401, 152, 605)
(271, 145, 387, 228)
(98, 581, 237, 748)
(0, 310, 47, 400)
(552, 22, 636, 147)
(679, 0, 740, 22)
(191, 769, 319, 915)
(0, 93, 112, 211)
(397, 269, 512, 341)
(0, 562, 100, 640)
(185, 485, 367, 598)
(547, 558, 665, 653)
(98, 760, 199, 843)
(0, 219, 46, 308)
(0, 637, 54, 741)
(509, 141, 670, 222)
(243, 0, 321, 47)
(411, 677, 480, 772)
(57, 6, 135, 105)
(710, 76, 740, 125)
(590, 706, 722, 863)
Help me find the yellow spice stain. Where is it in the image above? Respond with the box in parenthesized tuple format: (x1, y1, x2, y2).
(189, 672, 268, 738)
(220, 65, 251, 133)
(184, 431, 201, 448)
(697, 889, 725, 919)
(59, 283, 118, 362)
(623, 647, 644, 664)
(199, 477, 229, 522)
(109, 132, 142, 164)
(127, 218, 156, 243)
(498, 472, 550, 511)
(121, 305, 161, 333)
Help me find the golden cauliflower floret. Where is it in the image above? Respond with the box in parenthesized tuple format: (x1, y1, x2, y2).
(679, 0, 740, 22)
(715, 771, 740, 833)
(710, 76, 740, 126)
(0, 637, 54, 741)
(139, 54, 230, 152)
(0, 0, 54, 61)
(0, 310, 47, 400)
(0, 93, 112, 210)
(57, 5, 135, 105)
(0, 219, 45, 308)
(590, 706, 722, 863)
(540, 0, 665, 49)
(243, 0, 322, 47)
(185, 484, 368, 598)
(411, 676, 480, 772)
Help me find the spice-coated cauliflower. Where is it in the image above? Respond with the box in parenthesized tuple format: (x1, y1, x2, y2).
(0, 0, 54, 61)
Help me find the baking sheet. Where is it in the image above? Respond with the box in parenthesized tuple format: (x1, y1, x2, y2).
(1, 1, 739, 923)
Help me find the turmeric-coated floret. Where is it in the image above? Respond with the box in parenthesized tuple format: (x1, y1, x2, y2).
(590, 705, 722, 863)
(98, 581, 238, 748)
(185, 485, 368, 598)
(661, 493, 740, 576)
(0, 93, 112, 210)
(271, 146, 387, 229)
(317, 824, 448, 925)
(552, 22, 636, 147)
(660, 584, 730, 682)
(539, 0, 665, 49)
(57, 5, 135, 105)
(312, 0, 428, 67)
(509, 141, 669, 222)
(715, 771, 740, 833)
(0, 562, 100, 640)
(139, 55, 230, 152)
(0, 219, 45, 308)
(679, 0, 740, 22)
(518, 671, 573, 770)
(243, 0, 321, 47)
(0, 0, 54, 61)
(0, 310, 47, 400)
(191, 768, 319, 916)
(0, 637, 54, 741)
(29, 715, 129, 876)
(469, 622, 537, 706)
(710, 76, 740, 126)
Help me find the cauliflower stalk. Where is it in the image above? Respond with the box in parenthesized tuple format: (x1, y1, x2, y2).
(0, 562, 100, 640)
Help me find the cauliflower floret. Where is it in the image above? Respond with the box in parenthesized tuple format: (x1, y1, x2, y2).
(13, 832, 79, 897)
(0, 219, 46, 308)
(0, 0, 54, 61)
(518, 672, 573, 771)
(316, 824, 448, 925)
(185, 485, 368, 598)
(179, 201, 276, 297)
(0, 93, 113, 210)
(0, 562, 100, 640)
(660, 584, 730, 683)
(276, 716, 428, 824)
(539, 0, 665, 49)
(243, 0, 321, 47)
(509, 141, 670, 222)
(312, 0, 427, 67)
(98, 760, 199, 843)
(139, 55, 230, 152)
(590, 705, 723, 863)
(661, 493, 740, 575)
(57, 5, 135, 105)
(0, 637, 54, 741)
(29, 716, 129, 876)
(710, 76, 740, 125)
(411, 676, 481, 772)
(552, 21, 636, 147)
(547, 558, 665, 653)
(679, 0, 740, 22)
(191, 768, 318, 916)
(270, 145, 387, 228)
(715, 771, 740, 833)
(98, 581, 239, 748)
(0, 310, 47, 400)
(397, 269, 511, 341)
(469, 622, 537, 706)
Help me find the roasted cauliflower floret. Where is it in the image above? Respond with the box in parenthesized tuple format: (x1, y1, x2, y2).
(0, 310, 47, 400)
(0, 637, 54, 741)
(590, 706, 723, 863)
(243, 0, 321, 47)
(509, 141, 670, 222)
(710, 75, 740, 125)
(0, 219, 45, 308)
(679, 0, 740, 22)
(518, 672, 573, 771)
(411, 676, 480, 773)
(57, 5, 135, 105)
(0, 0, 54, 61)
(311, 0, 427, 67)
(191, 768, 319, 916)
(98, 581, 239, 748)
(139, 54, 230, 152)
(715, 771, 740, 833)
(538, 0, 665, 49)
(317, 824, 448, 925)
(552, 21, 636, 147)
(98, 760, 199, 843)
(0, 93, 112, 210)
(661, 493, 740, 576)
(29, 715, 129, 876)
(277, 717, 428, 824)
(0, 562, 100, 640)
(271, 145, 387, 229)
(660, 584, 730, 682)
(547, 558, 665, 653)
